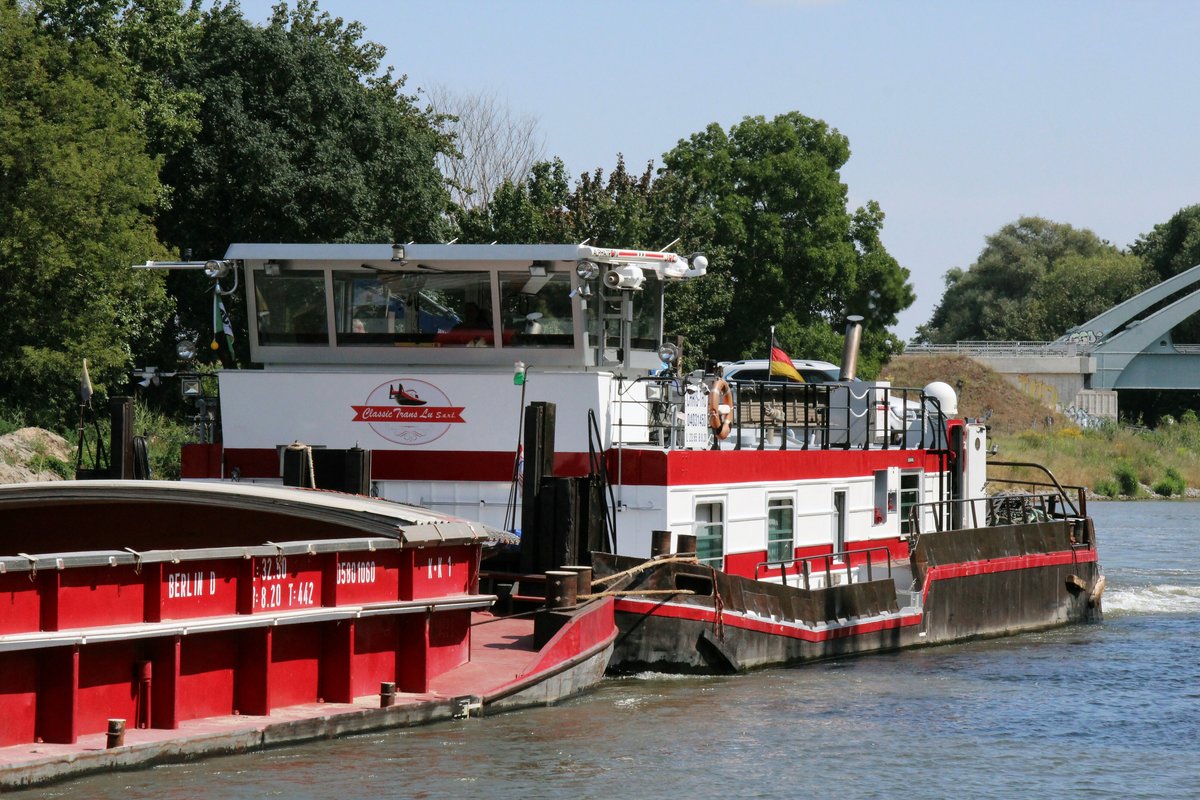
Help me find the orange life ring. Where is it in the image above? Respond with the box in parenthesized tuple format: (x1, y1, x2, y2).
(708, 378, 733, 440)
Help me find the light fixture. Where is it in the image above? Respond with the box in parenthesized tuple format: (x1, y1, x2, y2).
(263, 260, 281, 277)
(134, 367, 160, 388)
(391, 243, 406, 263)
(657, 342, 679, 365)
(603, 265, 644, 291)
(180, 374, 201, 399)
(204, 260, 231, 279)
(576, 260, 600, 281)
(688, 253, 709, 273)
(529, 263, 548, 278)
(176, 339, 197, 361)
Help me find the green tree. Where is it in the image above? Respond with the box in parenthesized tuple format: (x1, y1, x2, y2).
(457, 114, 911, 373)
(918, 216, 1140, 343)
(1035, 250, 1150, 337)
(161, 0, 453, 256)
(1131, 204, 1200, 282)
(0, 0, 172, 427)
(457, 158, 574, 243)
(656, 113, 912, 371)
(157, 0, 455, 364)
(35, 0, 204, 160)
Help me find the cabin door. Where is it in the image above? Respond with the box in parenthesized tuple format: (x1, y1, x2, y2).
(899, 472, 922, 535)
(833, 489, 847, 554)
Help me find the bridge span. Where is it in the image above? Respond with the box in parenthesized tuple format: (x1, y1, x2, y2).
(905, 263, 1200, 424)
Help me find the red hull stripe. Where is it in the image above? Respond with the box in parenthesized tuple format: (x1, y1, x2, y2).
(613, 597, 922, 642)
(210, 446, 944, 486)
(921, 548, 1099, 603)
(613, 447, 945, 487)
(219, 448, 593, 481)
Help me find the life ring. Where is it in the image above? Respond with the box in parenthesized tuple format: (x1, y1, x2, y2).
(709, 378, 733, 440)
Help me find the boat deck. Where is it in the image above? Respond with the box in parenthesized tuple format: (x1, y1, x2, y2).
(0, 609, 612, 791)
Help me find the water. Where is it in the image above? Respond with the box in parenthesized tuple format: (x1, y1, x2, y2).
(44, 502, 1200, 799)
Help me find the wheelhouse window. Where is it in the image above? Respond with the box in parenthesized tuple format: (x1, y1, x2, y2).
(332, 270, 494, 346)
(695, 500, 724, 570)
(499, 271, 574, 348)
(767, 497, 794, 562)
(630, 280, 663, 350)
(256, 270, 328, 345)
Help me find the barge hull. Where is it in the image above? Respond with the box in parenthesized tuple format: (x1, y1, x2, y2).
(598, 518, 1103, 674)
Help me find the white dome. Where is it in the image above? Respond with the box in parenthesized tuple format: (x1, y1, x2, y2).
(923, 381, 958, 416)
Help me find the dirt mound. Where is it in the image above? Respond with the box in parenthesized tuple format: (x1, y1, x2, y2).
(0, 427, 74, 484)
(881, 354, 1066, 436)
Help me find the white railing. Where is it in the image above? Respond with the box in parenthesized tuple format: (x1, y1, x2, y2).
(904, 341, 1090, 357)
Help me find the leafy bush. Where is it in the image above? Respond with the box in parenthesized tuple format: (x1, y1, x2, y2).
(1113, 461, 1140, 497)
(133, 402, 191, 480)
(0, 409, 25, 437)
(1092, 478, 1120, 499)
(28, 453, 72, 479)
(1153, 467, 1186, 497)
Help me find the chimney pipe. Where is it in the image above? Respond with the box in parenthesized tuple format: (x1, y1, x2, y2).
(839, 315, 864, 381)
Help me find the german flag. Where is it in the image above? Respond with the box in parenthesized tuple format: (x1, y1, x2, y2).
(769, 344, 804, 382)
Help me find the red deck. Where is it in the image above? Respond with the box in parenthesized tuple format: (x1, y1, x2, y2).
(0, 604, 616, 791)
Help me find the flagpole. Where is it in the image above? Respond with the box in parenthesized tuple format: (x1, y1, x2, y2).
(768, 325, 775, 382)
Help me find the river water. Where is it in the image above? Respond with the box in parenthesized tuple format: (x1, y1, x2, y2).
(46, 502, 1200, 799)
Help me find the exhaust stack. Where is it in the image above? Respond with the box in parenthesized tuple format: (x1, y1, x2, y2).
(839, 315, 864, 381)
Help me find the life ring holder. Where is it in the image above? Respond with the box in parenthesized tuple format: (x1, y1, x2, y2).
(709, 378, 733, 441)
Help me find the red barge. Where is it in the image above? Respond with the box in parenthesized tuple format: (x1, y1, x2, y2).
(0, 480, 614, 789)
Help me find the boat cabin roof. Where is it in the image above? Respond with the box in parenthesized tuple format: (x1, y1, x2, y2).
(223, 242, 701, 371)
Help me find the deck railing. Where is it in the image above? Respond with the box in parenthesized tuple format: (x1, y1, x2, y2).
(615, 375, 949, 453)
(754, 546, 893, 590)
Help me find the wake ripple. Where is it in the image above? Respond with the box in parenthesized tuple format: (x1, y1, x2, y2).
(1105, 583, 1200, 614)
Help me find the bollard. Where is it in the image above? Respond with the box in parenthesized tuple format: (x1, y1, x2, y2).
(380, 681, 396, 708)
(545, 570, 578, 609)
(650, 529, 672, 557)
(135, 660, 152, 729)
(676, 533, 697, 556)
(106, 718, 126, 749)
(559, 565, 593, 597)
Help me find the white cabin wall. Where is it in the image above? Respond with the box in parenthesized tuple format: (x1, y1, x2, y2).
(658, 475, 903, 560)
(219, 369, 616, 453)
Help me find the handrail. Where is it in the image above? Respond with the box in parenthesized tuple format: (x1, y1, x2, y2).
(615, 374, 951, 454)
(754, 546, 893, 590)
(987, 460, 1083, 517)
(906, 491, 1080, 535)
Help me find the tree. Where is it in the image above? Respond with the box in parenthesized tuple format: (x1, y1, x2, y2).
(0, 0, 172, 427)
(1131, 204, 1200, 282)
(35, 0, 204, 159)
(917, 216, 1142, 343)
(1035, 251, 1150, 337)
(456, 113, 911, 373)
(161, 0, 453, 255)
(426, 85, 545, 210)
(457, 158, 574, 243)
(155, 0, 455, 364)
(655, 113, 913, 371)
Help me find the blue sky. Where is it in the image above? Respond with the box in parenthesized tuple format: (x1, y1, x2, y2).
(237, 0, 1200, 340)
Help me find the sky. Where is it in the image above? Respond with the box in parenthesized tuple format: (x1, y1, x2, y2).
(237, 0, 1200, 341)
